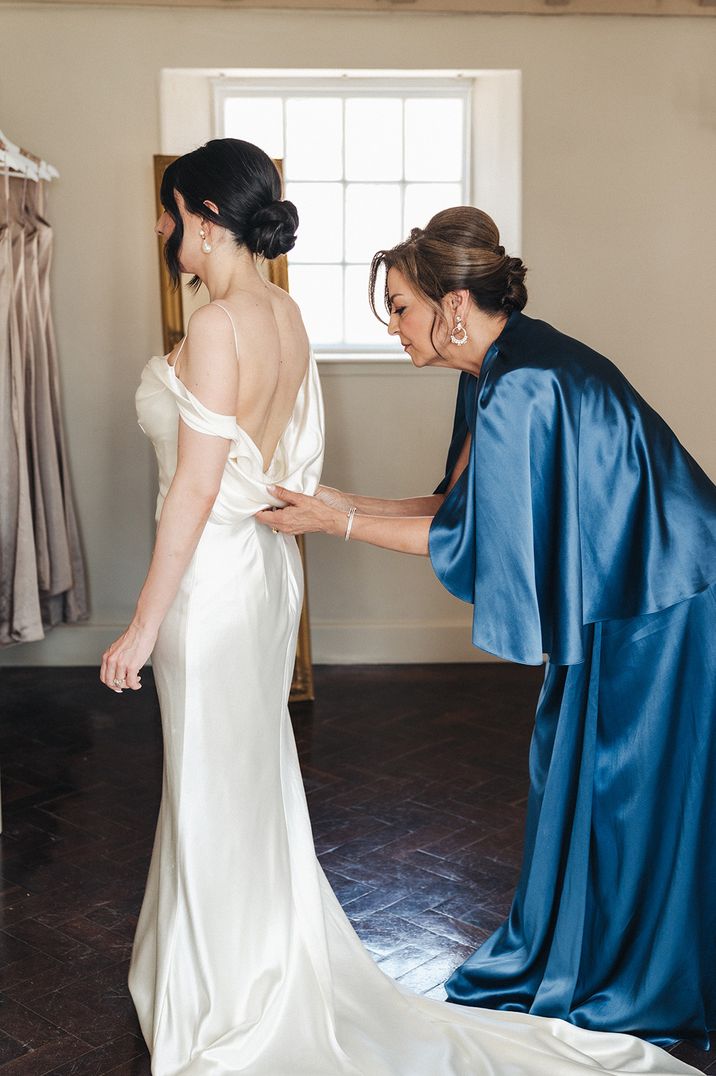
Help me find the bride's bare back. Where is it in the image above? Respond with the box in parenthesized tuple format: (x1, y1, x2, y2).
(171, 280, 310, 472)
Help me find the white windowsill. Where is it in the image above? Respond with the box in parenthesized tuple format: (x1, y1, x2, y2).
(314, 350, 458, 377)
(315, 349, 408, 363)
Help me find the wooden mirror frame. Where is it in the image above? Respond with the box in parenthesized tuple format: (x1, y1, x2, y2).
(152, 154, 315, 702)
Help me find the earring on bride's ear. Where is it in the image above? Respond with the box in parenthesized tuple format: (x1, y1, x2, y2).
(450, 314, 468, 347)
(199, 227, 212, 254)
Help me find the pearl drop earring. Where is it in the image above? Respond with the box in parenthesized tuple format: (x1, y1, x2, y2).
(199, 228, 212, 254)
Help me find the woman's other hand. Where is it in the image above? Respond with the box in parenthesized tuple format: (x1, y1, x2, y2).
(256, 485, 345, 537)
(100, 622, 157, 694)
(316, 484, 355, 513)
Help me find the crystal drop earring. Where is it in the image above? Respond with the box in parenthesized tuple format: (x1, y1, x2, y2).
(450, 314, 468, 347)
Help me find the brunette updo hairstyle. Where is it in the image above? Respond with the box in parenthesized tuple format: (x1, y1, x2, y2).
(369, 206, 527, 343)
(160, 138, 299, 291)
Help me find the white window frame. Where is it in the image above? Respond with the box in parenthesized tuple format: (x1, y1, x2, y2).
(213, 76, 473, 359)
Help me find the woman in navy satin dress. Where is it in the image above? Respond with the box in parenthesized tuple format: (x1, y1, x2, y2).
(257, 206, 716, 1050)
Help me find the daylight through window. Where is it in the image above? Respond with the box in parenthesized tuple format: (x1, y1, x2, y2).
(217, 80, 471, 353)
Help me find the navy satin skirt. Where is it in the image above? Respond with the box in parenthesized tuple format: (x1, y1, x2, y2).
(446, 583, 716, 1048)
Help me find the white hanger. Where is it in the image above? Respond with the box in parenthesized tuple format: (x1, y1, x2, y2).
(18, 150, 40, 182)
(0, 129, 28, 175)
(0, 128, 59, 181)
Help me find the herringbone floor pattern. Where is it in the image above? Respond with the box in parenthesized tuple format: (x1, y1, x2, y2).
(0, 665, 713, 1074)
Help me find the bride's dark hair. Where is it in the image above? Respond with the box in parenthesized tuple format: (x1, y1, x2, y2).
(160, 138, 299, 292)
(369, 206, 527, 346)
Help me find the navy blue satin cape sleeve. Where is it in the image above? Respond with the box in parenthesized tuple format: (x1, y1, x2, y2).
(429, 311, 716, 665)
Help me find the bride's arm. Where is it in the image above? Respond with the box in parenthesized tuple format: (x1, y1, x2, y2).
(100, 307, 238, 693)
(132, 432, 231, 633)
(100, 427, 231, 693)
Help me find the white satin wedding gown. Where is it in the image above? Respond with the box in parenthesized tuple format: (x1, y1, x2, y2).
(130, 303, 698, 1076)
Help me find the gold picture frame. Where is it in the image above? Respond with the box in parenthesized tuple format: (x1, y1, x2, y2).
(152, 154, 315, 702)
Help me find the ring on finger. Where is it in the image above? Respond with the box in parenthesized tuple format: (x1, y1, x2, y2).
(113, 677, 126, 687)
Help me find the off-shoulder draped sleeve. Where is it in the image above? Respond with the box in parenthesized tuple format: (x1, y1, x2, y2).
(136, 353, 324, 526)
(429, 312, 716, 666)
(168, 379, 240, 442)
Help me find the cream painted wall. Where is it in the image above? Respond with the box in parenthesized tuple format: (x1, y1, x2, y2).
(0, 6, 714, 666)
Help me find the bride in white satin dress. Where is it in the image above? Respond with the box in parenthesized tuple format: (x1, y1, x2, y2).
(100, 139, 698, 1076)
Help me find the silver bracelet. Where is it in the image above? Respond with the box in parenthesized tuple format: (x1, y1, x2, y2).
(344, 506, 357, 542)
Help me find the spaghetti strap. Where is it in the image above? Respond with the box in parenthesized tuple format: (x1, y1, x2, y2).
(174, 335, 187, 363)
(211, 301, 240, 363)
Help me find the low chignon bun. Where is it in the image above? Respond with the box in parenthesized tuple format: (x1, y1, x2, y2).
(502, 254, 527, 314)
(423, 208, 528, 315)
(246, 198, 299, 260)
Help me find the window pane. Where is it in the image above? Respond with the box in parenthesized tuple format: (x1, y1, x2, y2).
(286, 182, 343, 263)
(224, 97, 284, 159)
(345, 98, 402, 181)
(345, 265, 395, 346)
(345, 184, 402, 264)
(285, 98, 343, 180)
(405, 98, 464, 181)
(404, 183, 464, 233)
(289, 265, 343, 345)
(219, 86, 471, 350)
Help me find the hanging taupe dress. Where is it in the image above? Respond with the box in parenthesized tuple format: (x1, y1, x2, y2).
(0, 171, 42, 644)
(27, 179, 87, 627)
(0, 172, 87, 646)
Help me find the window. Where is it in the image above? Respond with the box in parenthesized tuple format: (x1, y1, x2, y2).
(214, 78, 471, 355)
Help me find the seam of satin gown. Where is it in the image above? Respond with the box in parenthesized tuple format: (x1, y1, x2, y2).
(152, 546, 200, 1048)
(576, 381, 586, 620)
(275, 538, 354, 1066)
(535, 623, 602, 1016)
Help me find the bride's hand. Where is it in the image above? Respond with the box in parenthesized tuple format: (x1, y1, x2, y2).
(256, 485, 346, 537)
(100, 621, 156, 694)
(315, 484, 355, 513)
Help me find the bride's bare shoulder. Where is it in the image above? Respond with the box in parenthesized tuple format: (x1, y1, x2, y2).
(182, 302, 238, 359)
(264, 280, 302, 318)
(217, 282, 299, 324)
(204, 284, 308, 355)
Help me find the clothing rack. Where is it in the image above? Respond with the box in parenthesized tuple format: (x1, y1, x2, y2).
(1, 129, 85, 837)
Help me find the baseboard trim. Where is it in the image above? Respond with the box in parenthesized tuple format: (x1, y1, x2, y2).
(311, 619, 500, 664)
(0, 618, 500, 666)
(0, 623, 128, 667)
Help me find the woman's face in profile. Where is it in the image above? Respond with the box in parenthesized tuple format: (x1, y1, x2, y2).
(155, 208, 174, 242)
(155, 203, 176, 253)
(386, 267, 451, 368)
(154, 191, 200, 276)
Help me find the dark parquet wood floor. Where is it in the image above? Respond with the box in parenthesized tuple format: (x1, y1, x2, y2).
(0, 664, 713, 1074)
